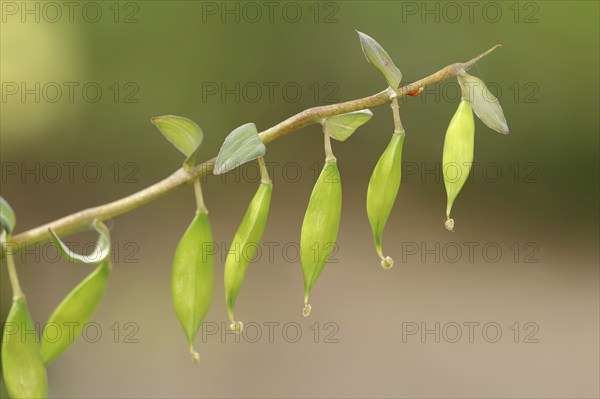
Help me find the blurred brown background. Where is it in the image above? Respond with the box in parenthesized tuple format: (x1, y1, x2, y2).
(1, 1, 598, 397)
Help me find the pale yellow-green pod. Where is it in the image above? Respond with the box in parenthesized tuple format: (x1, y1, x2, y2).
(172, 211, 214, 362)
(300, 159, 342, 316)
(366, 131, 405, 268)
(224, 181, 272, 332)
(2, 297, 48, 399)
(442, 99, 475, 231)
(41, 260, 112, 364)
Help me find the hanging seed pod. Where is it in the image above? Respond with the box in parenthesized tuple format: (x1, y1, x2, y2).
(366, 131, 405, 268)
(40, 260, 112, 364)
(442, 99, 475, 231)
(172, 211, 214, 362)
(301, 159, 342, 316)
(224, 181, 272, 332)
(2, 297, 48, 398)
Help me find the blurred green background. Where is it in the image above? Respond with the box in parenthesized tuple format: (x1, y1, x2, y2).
(1, 1, 598, 397)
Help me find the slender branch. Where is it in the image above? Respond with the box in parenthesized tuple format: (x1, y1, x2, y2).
(9, 45, 501, 251)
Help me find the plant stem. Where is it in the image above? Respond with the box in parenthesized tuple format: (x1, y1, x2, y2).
(257, 157, 271, 184)
(324, 132, 335, 161)
(9, 45, 501, 251)
(5, 246, 24, 299)
(390, 97, 404, 134)
(193, 179, 208, 214)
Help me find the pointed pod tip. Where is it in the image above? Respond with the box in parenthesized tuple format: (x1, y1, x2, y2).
(380, 256, 394, 269)
(229, 321, 244, 333)
(445, 218, 455, 232)
(303, 304, 312, 317)
(189, 347, 200, 364)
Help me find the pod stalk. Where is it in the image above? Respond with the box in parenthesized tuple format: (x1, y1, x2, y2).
(390, 97, 405, 134)
(324, 132, 336, 162)
(193, 179, 208, 214)
(257, 156, 271, 184)
(4, 246, 24, 299)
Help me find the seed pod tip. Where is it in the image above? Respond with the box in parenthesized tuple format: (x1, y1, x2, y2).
(380, 256, 394, 269)
(445, 218, 455, 232)
(303, 304, 312, 317)
(229, 321, 244, 333)
(189, 346, 200, 363)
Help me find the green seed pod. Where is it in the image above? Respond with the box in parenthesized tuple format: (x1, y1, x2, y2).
(40, 260, 111, 364)
(224, 181, 272, 332)
(172, 211, 214, 362)
(2, 297, 48, 399)
(366, 131, 405, 268)
(442, 99, 475, 231)
(301, 159, 342, 316)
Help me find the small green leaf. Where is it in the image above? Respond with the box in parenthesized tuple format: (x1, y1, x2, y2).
(172, 212, 214, 362)
(49, 220, 111, 264)
(151, 115, 204, 167)
(41, 260, 111, 364)
(357, 30, 402, 89)
(0, 196, 16, 236)
(2, 297, 48, 399)
(224, 181, 272, 329)
(213, 123, 266, 175)
(322, 110, 373, 142)
(301, 160, 342, 315)
(457, 72, 509, 135)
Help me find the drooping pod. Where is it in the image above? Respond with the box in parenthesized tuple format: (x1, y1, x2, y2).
(172, 210, 214, 362)
(224, 178, 272, 332)
(442, 99, 475, 231)
(301, 157, 342, 316)
(366, 131, 405, 268)
(40, 259, 112, 364)
(2, 297, 48, 398)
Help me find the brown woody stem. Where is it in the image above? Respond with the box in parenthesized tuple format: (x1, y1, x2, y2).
(9, 45, 501, 251)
